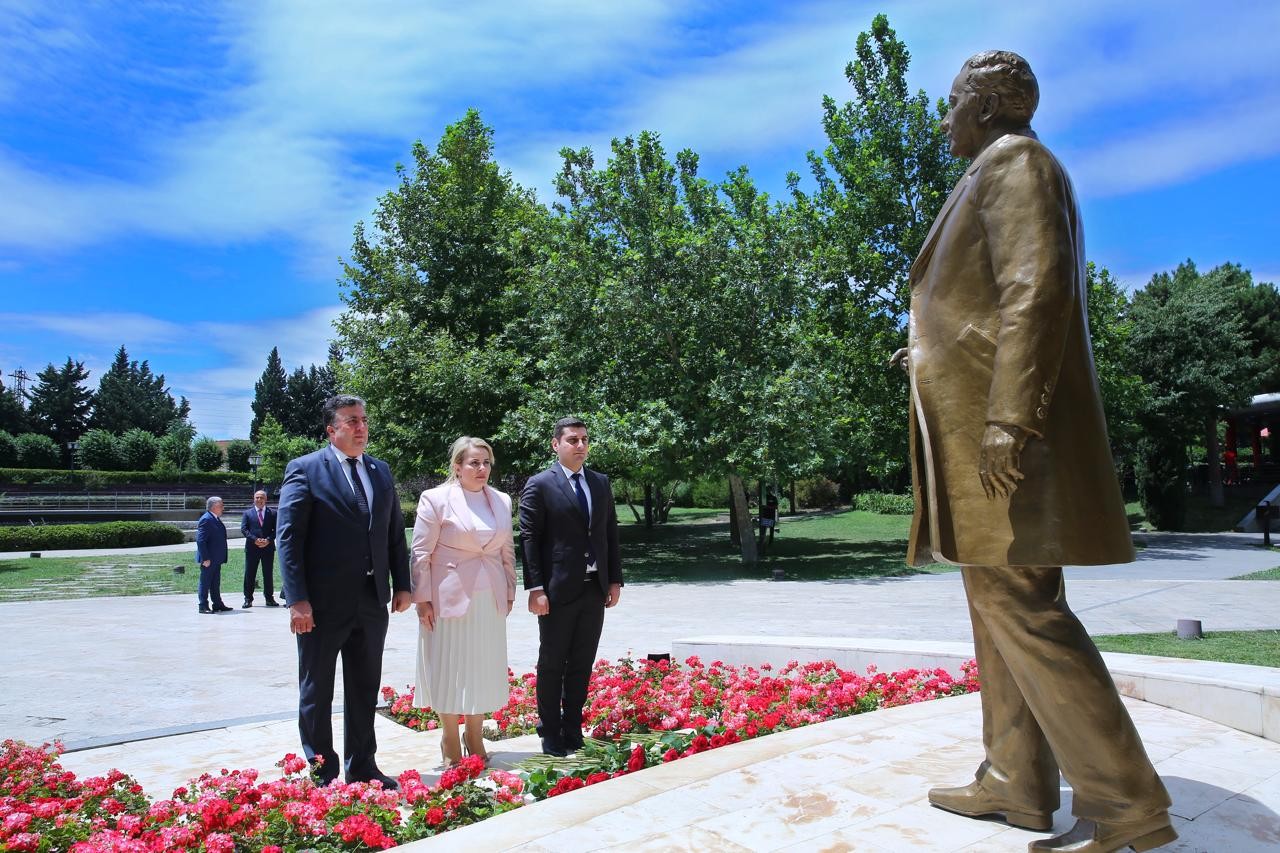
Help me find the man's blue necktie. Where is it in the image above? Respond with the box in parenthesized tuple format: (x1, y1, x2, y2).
(572, 472, 596, 567)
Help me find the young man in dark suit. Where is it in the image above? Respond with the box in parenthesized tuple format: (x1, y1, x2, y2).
(240, 489, 280, 608)
(277, 394, 412, 787)
(195, 496, 230, 614)
(520, 416, 623, 756)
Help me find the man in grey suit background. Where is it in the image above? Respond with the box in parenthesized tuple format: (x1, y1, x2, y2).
(277, 394, 412, 787)
(520, 416, 623, 757)
(195, 496, 230, 614)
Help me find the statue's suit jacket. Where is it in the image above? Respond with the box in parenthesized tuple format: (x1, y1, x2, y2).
(906, 132, 1133, 568)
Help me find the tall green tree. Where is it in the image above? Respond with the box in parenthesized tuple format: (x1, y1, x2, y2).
(89, 345, 188, 435)
(523, 133, 832, 559)
(255, 415, 318, 484)
(1129, 261, 1255, 526)
(1085, 263, 1149, 473)
(337, 109, 545, 473)
(786, 13, 964, 489)
(26, 358, 93, 463)
(250, 347, 289, 442)
(791, 12, 964, 317)
(283, 365, 328, 440)
(0, 384, 27, 435)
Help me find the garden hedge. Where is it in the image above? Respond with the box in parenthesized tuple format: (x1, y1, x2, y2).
(0, 521, 185, 551)
(851, 491, 915, 515)
(0, 468, 255, 487)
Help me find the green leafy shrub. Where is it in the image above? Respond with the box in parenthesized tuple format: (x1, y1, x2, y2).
(0, 468, 253, 486)
(15, 433, 60, 469)
(689, 475, 729, 508)
(0, 431, 16, 468)
(1136, 436, 1187, 531)
(851, 492, 914, 515)
(192, 437, 224, 472)
(225, 439, 255, 473)
(795, 476, 840, 509)
(76, 429, 125, 471)
(0, 521, 184, 550)
(119, 429, 160, 471)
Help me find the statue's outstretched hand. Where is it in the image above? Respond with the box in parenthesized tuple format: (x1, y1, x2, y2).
(888, 347, 910, 372)
(979, 424, 1027, 499)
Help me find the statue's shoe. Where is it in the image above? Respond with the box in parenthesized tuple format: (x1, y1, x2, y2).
(1027, 815, 1176, 852)
(928, 780, 1054, 831)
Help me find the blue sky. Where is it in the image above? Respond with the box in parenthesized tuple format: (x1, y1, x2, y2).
(2, 0, 1278, 438)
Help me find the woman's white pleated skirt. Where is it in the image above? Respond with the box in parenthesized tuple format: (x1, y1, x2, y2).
(414, 594, 509, 714)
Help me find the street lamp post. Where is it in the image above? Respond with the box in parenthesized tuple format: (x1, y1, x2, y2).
(249, 453, 262, 492)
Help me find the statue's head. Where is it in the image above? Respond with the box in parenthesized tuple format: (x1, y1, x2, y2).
(942, 50, 1039, 158)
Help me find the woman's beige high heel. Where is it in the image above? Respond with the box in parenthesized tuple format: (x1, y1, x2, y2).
(463, 738, 489, 764)
(440, 740, 461, 768)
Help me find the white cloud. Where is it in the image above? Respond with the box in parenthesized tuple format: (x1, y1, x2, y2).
(167, 305, 344, 438)
(0, 305, 343, 438)
(1, 0, 1278, 264)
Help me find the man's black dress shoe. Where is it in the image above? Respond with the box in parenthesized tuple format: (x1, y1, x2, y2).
(198, 606, 213, 614)
(562, 728, 585, 751)
(310, 767, 339, 787)
(347, 770, 399, 790)
(213, 604, 233, 613)
(540, 736, 568, 757)
(241, 601, 252, 609)
(264, 599, 281, 607)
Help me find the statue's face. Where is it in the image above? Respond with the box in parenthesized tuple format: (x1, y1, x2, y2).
(941, 71, 984, 159)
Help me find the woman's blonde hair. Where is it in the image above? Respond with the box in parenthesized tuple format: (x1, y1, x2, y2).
(443, 436, 496, 484)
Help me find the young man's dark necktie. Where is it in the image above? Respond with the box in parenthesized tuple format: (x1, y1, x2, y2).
(571, 472, 596, 567)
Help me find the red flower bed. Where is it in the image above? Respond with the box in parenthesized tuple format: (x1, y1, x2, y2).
(0, 742, 520, 851)
(385, 656, 980, 799)
(2, 657, 978, 850)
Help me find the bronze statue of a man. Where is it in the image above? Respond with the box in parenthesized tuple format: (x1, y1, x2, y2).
(898, 51, 1176, 852)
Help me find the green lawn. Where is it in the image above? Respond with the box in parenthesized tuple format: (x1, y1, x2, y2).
(1092, 630, 1280, 668)
(615, 509, 931, 583)
(1126, 481, 1275, 533)
(0, 555, 201, 601)
(1, 507, 927, 601)
(1231, 565, 1280, 581)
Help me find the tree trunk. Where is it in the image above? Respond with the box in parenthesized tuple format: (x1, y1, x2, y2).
(643, 482, 654, 528)
(729, 473, 758, 565)
(728, 479, 740, 548)
(788, 480, 797, 514)
(625, 497, 643, 524)
(1207, 416, 1224, 508)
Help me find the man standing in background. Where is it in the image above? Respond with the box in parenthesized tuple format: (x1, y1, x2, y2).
(241, 489, 280, 608)
(195, 496, 230, 614)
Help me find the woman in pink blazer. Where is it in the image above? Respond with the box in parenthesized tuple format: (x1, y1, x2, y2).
(410, 436, 516, 766)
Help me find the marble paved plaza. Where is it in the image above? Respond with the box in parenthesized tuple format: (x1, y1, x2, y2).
(3, 532, 1278, 748)
(3, 530, 1279, 850)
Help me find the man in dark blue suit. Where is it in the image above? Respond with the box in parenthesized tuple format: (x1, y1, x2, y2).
(240, 489, 280, 608)
(277, 394, 412, 788)
(195, 496, 231, 614)
(520, 416, 623, 756)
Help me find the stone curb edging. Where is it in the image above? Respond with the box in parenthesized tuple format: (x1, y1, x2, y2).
(397, 690, 977, 851)
(670, 635, 1280, 743)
